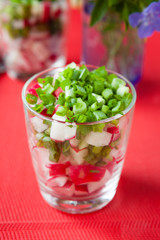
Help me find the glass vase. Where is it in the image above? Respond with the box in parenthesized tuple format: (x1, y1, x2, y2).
(82, 2, 144, 85)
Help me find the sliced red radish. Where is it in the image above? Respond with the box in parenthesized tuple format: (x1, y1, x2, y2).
(53, 9, 62, 18)
(87, 170, 111, 193)
(53, 181, 75, 197)
(74, 185, 88, 196)
(41, 108, 53, 118)
(69, 138, 80, 148)
(52, 104, 60, 115)
(47, 161, 70, 176)
(28, 88, 38, 96)
(110, 148, 124, 164)
(70, 147, 88, 165)
(31, 116, 48, 133)
(105, 161, 115, 174)
(50, 121, 76, 142)
(43, 1, 51, 22)
(69, 164, 107, 185)
(32, 147, 50, 178)
(46, 176, 68, 188)
(53, 87, 63, 98)
(52, 114, 66, 121)
(85, 131, 112, 147)
(29, 31, 50, 40)
(111, 132, 121, 142)
(107, 126, 119, 134)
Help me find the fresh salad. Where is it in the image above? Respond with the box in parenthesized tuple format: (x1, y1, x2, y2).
(26, 63, 133, 197)
(0, 0, 66, 78)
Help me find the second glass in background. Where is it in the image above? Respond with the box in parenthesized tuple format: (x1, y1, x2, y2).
(0, 0, 68, 80)
(82, 1, 145, 86)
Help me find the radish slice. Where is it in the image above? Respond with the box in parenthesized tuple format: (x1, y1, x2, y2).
(69, 165, 107, 185)
(31, 116, 48, 133)
(32, 147, 50, 178)
(53, 181, 75, 197)
(70, 147, 88, 165)
(85, 131, 112, 147)
(69, 138, 80, 148)
(111, 132, 121, 142)
(46, 176, 68, 188)
(53, 87, 63, 98)
(107, 126, 119, 134)
(52, 114, 66, 121)
(43, 1, 51, 22)
(87, 170, 111, 193)
(74, 185, 88, 196)
(47, 161, 70, 176)
(50, 121, 76, 142)
(52, 105, 60, 115)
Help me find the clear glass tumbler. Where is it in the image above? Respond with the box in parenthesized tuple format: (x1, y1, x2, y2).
(0, 0, 68, 80)
(22, 66, 136, 214)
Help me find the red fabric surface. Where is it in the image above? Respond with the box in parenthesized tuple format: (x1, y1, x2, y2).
(0, 10, 160, 240)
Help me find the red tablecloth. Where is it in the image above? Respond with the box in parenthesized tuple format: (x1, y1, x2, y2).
(0, 9, 160, 240)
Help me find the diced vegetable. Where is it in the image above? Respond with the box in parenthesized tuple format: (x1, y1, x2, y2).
(85, 131, 112, 147)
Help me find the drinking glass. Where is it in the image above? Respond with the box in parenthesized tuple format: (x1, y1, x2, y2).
(0, 0, 68, 80)
(22, 65, 136, 214)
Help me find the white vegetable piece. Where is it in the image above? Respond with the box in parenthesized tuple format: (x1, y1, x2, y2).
(50, 121, 77, 141)
(32, 147, 50, 178)
(69, 138, 80, 148)
(87, 170, 111, 193)
(31, 116, 48, 133)
(47, 176, 68, 188)
(70, 147, 88, 165)
(85, 131, 112, 147)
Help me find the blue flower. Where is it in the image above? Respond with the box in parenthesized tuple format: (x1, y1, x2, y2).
(129, 1, 160, 38)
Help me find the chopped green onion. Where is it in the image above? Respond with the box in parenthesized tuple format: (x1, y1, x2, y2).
(92, 93, 105, 106)
(93, 111, 107, 121)
(56, 106, 67, 116)
(42, 83, 54, 94)
(71, 69, 80, 80)
(26, 93, 37, 104)
(79, 68, 89, 81)
(60, 78, 71, 90)
(111, 78, 126, 90)
(73, 100, 87, 114)
(76, 85, 86, 96)
(93, 79, 104, 94)
(101, 105, 109, 114)
(102, 88, 113, 100)
(32, 103, 44, 113)
(112, 101, 125, 113)
(108, 99, 117, 109)
(116, 85, 129, 97)
(90, 170, 100, 173)
(90, 102, 99, 111)
(65, 86, 75, 100)
(92, 123, 105, 132)
(57, 92, 65, 105)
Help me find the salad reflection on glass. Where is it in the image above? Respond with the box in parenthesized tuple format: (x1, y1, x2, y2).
(22, 63, 136, 214)
(0, 0, 67, 80)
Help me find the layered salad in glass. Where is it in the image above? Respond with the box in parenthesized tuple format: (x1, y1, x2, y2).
(25, 63, 133, 198)
(0, 0, 66, 79)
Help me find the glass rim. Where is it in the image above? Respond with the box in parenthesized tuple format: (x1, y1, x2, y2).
(22, 64, 137, 126)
